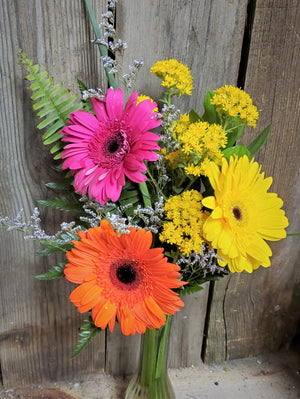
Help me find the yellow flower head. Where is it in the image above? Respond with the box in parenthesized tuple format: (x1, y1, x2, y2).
(211, 85, 259, 128)
(179, 121, 227, 176)
(171, 113, 191, 140)
(202, 155, 289, 273)
(160, 190, 209, 256)
(137, 94, 158, 112)
(151, 59, 194, 96)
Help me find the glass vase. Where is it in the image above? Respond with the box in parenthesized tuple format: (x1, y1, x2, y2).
(125, 315, 175, 399)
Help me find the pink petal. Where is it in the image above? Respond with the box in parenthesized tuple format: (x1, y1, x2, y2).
(123, 92, 139, 115)
(105, 88, 124, 120)
(68, 111, 99, 131)
(91, 98, 108, 122)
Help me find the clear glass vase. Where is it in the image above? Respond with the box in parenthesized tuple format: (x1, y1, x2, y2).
(125, 315, 175, 399)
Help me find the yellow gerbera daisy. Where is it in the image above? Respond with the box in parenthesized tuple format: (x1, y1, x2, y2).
(202, 156, 289, 273)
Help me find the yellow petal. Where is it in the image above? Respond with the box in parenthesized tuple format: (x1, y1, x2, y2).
(202, 196, 216, 210)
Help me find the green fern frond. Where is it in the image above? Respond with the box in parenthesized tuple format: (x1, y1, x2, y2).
(19, 50, 83, 158)
(35, 262, 66, 280)
(38, 193, 83, 212)
(72, 316, 102, 357)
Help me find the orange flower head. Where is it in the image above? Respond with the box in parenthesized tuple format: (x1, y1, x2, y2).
(64, 220, 185, 335)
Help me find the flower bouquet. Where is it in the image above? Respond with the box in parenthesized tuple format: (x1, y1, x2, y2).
(0, 1, 290, 398)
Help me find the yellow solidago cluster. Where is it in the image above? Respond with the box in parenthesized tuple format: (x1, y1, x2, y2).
(211, 85, 259, 128)
(136, 94, 158, 112)
(151, 59, 194, 96)
(171, 113, 190, 140)
(160, 190, 209, 256)
(165, 118, 227, 177)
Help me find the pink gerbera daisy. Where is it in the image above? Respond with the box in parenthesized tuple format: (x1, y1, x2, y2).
(60, 88, 161, 204)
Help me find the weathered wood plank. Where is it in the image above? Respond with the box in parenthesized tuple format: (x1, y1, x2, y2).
(106, 0, 248, 375)
(204, 0, 300, 363)
(0, 0, 107, 388)
(169, 285, 210, 368)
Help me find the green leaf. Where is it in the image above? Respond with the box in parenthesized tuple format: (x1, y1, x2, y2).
(247, 124, 271, 156)
(72, 316, 102, 357)
(35, 262, 66, 280)
(19, 51, 84, 156)
(49, 141, 64, 155)
(181, 282, 204, 296)
(226, 125, 245, 148)
(42, 120, 65, 141)
(38, 194, 83, 211)
(222, 145, 251, 160)
(45, 180, 73, 191)
(37, 240, 73, 256)
(77, 79, 88, 92)
(201, 91, 219, 124)
(189, 109, 201, 123)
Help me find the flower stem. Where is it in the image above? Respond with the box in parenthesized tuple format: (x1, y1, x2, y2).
(84, 0, 117, 90)
(146, 165, 166, 200)
(139, 181, 152, 208)
(140, 315, 172, 385)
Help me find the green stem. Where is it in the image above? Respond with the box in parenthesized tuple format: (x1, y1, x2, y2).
(139, 315, 172, 385)
(139, 181, 152, 208)
(84, 0, 117, 90)
(155, 315, 172, 379)
(224, 123, 244, 133)
(140, 328, 158, 386)
(146, 166, 166, 200)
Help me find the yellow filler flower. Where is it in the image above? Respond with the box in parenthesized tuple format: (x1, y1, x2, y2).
(160, 190, 209, 256)
(151, 59, 194, 96)
(202, 156, 289, 273)
(211, 85, 259, 128)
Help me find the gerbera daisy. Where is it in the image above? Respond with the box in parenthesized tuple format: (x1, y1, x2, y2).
(202, 156, 289, 273)
(60, 88, 161, 204)
(64, 220, 185, 335)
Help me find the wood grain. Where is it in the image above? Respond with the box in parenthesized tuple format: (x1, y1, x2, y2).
(204, 0, 300, 363)
(0, 0, 107, 387)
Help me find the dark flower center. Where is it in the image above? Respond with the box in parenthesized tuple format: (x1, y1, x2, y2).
(116, 263, 137, 284)
(110, 259, 140, 291)
(233, 206, 242, 220)
(107, 135, 122, 154)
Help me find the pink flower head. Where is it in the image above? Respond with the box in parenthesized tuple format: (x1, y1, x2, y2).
(60, 88, 161, 204)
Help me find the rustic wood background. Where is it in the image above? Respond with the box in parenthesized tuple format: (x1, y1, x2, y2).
(0, 0, 299, 389)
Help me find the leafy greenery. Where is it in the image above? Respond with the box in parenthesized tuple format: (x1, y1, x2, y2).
(38, 193, 83, 212)
(247, 124, 271, 156)
(72, 316, 102, 357)
(118, 180, 142, 217)
(37, 239, 74, 256)
(19, 50, 83, 159)
(35, 262, 66, 280)
(201, 91, 219, 124)
(189, 108, 201, 123)
(222, 144, 251, 161)
(181, 272, 228, 296)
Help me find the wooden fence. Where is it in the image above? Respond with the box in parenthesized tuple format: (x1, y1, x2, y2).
(0, 0, 299, 388)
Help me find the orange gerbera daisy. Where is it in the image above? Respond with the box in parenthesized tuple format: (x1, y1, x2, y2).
(64, 220, 185, 335)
